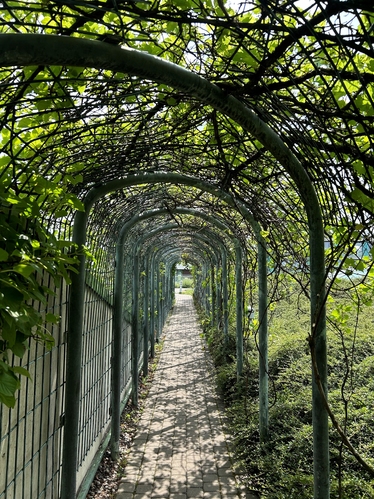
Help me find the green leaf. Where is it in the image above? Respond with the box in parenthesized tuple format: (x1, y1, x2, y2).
(11, 366, 31, 379)
(0, 248, 9, 261)
(0, 369, 20, 397)
(1, 316, 17, 347)
(12, 264, 35, 278)
(45, 313, 59, 324)
(66, 173, 83, 186)
(166, 97, 178, 106)
(11, 341, 27, 358)
(0, 392, 16, 408)
(67, 196, 85, 211)
(0, 155, 11, 168)
(35, 99, 52, 111)
(0, 286, 24, 307)
(17, 117, 33, 129)
(27, 287, 47, 303)
(0, 361, 9, 372)
(30, 240, 40, 249)
(356, 260, 365, 271)
(55, 209, 68, 218)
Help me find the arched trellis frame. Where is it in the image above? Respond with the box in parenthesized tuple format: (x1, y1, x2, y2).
(0, 35, 327, 499)
(141, 225, 225, 328)
(69, 186, 268, 498)
(136, 224, 230, 337)
(142, 227, 228, 360)
(86, 193, 253, 474)
(136, 223, 227, 323)
(131, 224, 223, 406)
(112, 204, 264, 461)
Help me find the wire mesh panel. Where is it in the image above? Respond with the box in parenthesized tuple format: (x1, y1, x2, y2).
(76, 286, 113, 488)
(0, 278, 68, 499)
(122, 249, 134, 393)
(120, 320, 132, 399)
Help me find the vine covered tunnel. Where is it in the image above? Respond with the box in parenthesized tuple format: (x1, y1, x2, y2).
(0, 2, 373, 499)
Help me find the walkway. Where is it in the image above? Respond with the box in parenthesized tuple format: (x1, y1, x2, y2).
(116, 293, 250, 499)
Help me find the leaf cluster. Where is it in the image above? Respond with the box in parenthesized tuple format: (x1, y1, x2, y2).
(0, 187, 80, 407)
(204, 279, 374, 498)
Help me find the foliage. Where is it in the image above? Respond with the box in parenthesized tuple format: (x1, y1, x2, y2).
(1, 0, 374, 489)
(205, 281, 374, 499)
(0, 184, 82, 408)
(181, 277, 193, 288)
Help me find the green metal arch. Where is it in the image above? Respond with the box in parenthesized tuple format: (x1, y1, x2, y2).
(0, 34, 327, 499)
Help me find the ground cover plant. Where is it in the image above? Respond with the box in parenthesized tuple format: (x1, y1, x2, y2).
(200, 278, 374, 499)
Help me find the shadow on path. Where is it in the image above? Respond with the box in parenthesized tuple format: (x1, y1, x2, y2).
(116, 294, 254, 499)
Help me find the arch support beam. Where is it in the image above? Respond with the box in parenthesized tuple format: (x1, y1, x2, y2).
(235, 243, 243, 380)
(258, 240, 268, 443)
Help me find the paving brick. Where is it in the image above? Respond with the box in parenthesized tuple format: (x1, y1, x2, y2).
(116, 480, 135, 493)
(135, 483, 153, 494)
(114, 294, 249, 499)
(186, 487, 204, 498)
(203, 493, 222, 499)
(115, 492, 134, 499)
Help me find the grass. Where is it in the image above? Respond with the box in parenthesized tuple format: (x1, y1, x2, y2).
(176, 287, 194, 295)
(201, 282, 374, 499)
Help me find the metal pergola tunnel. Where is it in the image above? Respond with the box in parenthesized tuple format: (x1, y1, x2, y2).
(0, 2, 374, 499)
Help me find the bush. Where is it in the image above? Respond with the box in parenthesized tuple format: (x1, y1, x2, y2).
(181, 277, 193, 288)
(205, 283, 374, 499)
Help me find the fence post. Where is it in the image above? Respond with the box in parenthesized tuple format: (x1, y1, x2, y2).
(131, 253, 139, 406)
(61, 209, 87, 499)
(222, 251, 229, 349)
(110, 241, 124, 459)
(143, 257, 150, 376)
(150, 254, 156, 357)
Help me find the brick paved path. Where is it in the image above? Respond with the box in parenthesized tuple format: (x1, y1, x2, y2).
(116, 293, 250, 499)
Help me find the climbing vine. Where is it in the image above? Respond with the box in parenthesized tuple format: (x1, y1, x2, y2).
(0, 181, 83, 407)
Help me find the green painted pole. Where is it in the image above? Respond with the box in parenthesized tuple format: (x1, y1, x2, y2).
(205, 263, 210, 320)
(156, 264, 161, 341)
(235, 243, 243, 380)
(215, 264, 221, 331)
(222, 251, 229, 349)
(143, 257, 149, 377)
(171, 263, 176, 305)
(165, 264, 170, 317)
(258, 238, 269, 443)
(61, 210, 88, 499)
(167, 261, 174, 311)
(150, 254, 156, 357)
(110, 236, 124, 459)
(210, 264, 215, 330)
(310, 217, 329, 499)
(131, 253, 139, 406)
(159, 264, 164, 335)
